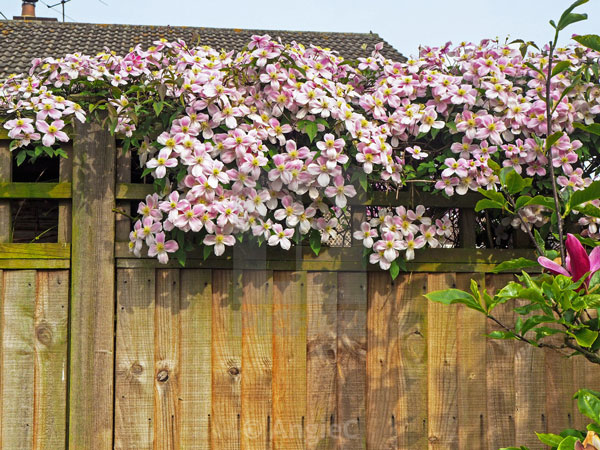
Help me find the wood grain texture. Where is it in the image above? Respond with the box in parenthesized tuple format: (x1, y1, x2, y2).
(58, 144, 73, 243)
(366, 272, 399, 450)
(514, 297, 546, 450)
(69, 120, 116, 449)
(1, 270, 36, 449)
(397, 272, 428, 449)
(306, 271, 337, 450)
(486, 274, 516, 450)
(0, 141, 11, 242)
(427, 273, 458, 450)
(179, 270, 212, 450)
(155, 269, 181, 450)
(211, 270, 242, 450)
(115, 268, 155, 450)
(456, 273, 487, 450)
(241, 270, 273, 450)
(33, 271, 68, 450)
(273, 271, 307, 449)
(336, 272, 367, 450)
(0, 243, 70, 259)
(545, 348, 574, 433)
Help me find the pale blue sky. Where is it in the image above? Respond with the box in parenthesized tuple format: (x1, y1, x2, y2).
(5, 0, 600, 56)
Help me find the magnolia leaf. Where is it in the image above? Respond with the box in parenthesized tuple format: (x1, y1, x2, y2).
(475, 199, 504, 212)
(570, 181, 600, 208)
(536, 433, 564, 447)
(577, 391, 600, 424)
(574, 204, 600, 218)
(492, 258, 539, 273)
(515, 195, 532, 211)
(526, 195, 556, 210)
(487, 330, 516, 339)
(557, 12, 588, 31)
(573, 34, 600, 52)
(551, 61, 571, 78)
(557, 436, 579, 450)
(424, 289, 485, 313)
(546, 131, 564, 149)
(574, 328, 599, 348)
(477, 187, 505, 204)
(573, 122, 600, 136)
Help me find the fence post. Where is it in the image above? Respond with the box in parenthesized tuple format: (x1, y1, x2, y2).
(0, 140, 11, 242)
(69, 120, 116, 449)
(459, 208, 477, 248)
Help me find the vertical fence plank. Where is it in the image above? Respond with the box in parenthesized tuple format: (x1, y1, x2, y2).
(397, 272, 428, 449)
(69, 121, 116, 449)
(0, 141, 11, 242)
(115, 268, 155, 450)
(456, 273, 486, 450)
(367, 272, 399, 449)
(180, 269, 212, 449)
(545, 349, 574, 433)
(427, 273, 458, 450)
(306, 271, 337, 450)
(211, 270, 242, 450)
(486, 274, 516, 450)
(33, 271, 68, 450)
(273, 271, 307, 449)
(241, 270, 273, 449)
(337, 272, 367, 450)
(57, 144, 72, 244)
(155, 269, 181, 450)
(1, 270, 36, 448)
(514, 297, 546, 449)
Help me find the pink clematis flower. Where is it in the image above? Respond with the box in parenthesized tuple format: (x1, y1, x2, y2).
(148, 232, 179, 264)
(36, 120, 69, 147)
(538, 233, 600, 285)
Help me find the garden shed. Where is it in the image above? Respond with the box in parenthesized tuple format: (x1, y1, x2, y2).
(0, 9, 599, 450)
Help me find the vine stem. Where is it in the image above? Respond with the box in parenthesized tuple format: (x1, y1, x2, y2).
(545, 42, 567, 267)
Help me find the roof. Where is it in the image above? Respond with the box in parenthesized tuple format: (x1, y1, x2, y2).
(0, 20, 404, 78)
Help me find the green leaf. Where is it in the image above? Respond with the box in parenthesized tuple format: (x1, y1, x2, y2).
(536, 432, 564, 447)
(475, 199, 505, 212)
(574, 328, 599, 348)
(390, 260, 400, 281)
(573, 34, 600, 52)
(515, 195, 532, 211)
(551, 61, 571, 78)
(359, 172, 368, 192)
(309, 231, 321, 256)
(581, 294, 600, 308)
(557, 436, 579, 450)
(574, 204, 600, 218)
(492, 258, 539, 273)
(527, 195, 556, 210)
(424, 289, 485, 314)
(203, 245, 212, 260)
(153, 101, 164, 117)
(573, 122, 600, 136)
(488, 330, 516, 339)
(477, 188, 505, 204)
(300, 121, 318, 143)
(505, 170, 526, 195)
(570, 181, 600, 208)
(546, 131, 564, 149)
(558, 12, 588, 31)
(577, 391, 600, 424)
(16, 150, 27, 166)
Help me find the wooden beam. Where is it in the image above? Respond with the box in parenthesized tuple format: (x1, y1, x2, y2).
(116, 183, 154, 200)
(0, 182, 72, 199)
(0, 243, 70, 259)
(0, 259, 70, 269)
(69, 120, 116, 450)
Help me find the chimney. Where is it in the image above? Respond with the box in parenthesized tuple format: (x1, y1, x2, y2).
(14, 0, 57, 21)
(21, 1, 37, 17)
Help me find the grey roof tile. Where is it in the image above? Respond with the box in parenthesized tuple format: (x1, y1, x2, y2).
(0, 20, 404, 78)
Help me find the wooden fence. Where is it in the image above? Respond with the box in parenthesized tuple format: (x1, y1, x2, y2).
(0, 124, 599, 450)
